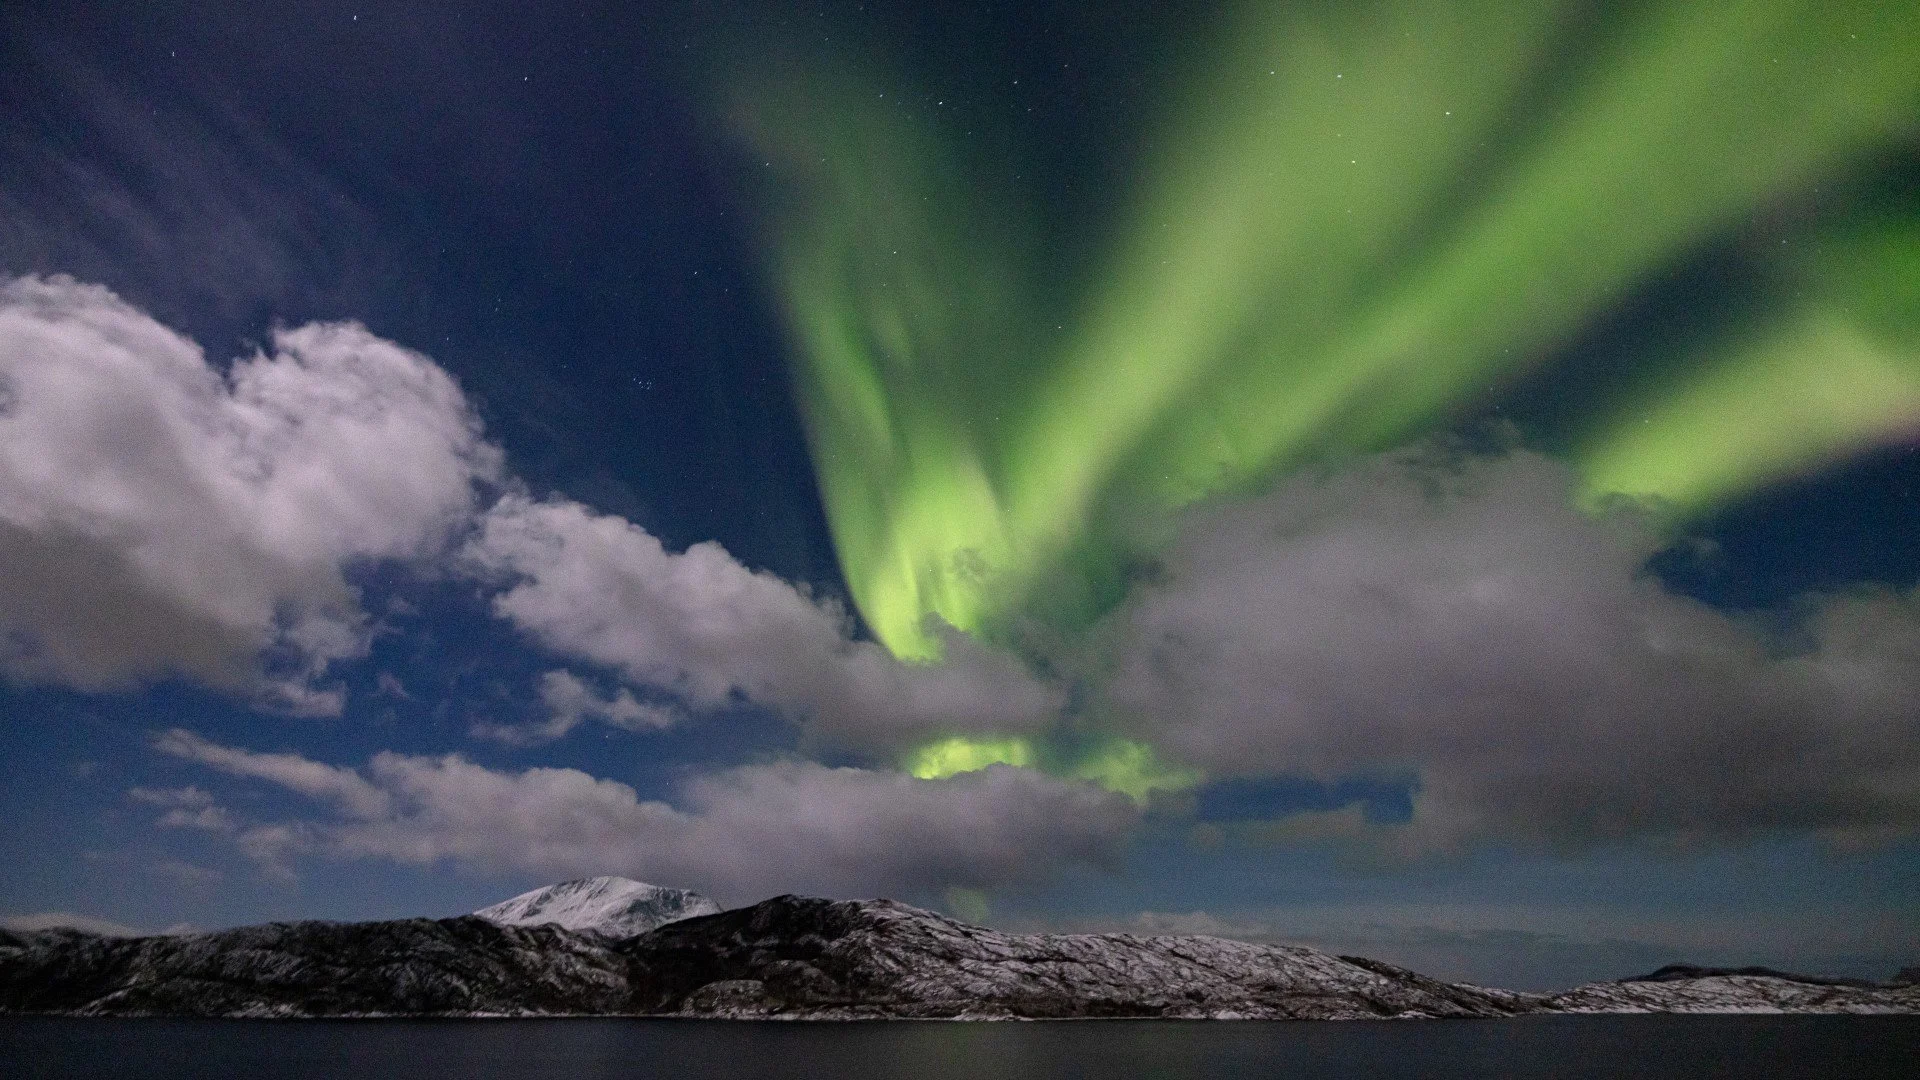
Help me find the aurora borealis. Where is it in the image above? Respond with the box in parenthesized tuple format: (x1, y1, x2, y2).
(742, 0, 1920, 672)
(4, 0, 1919, 991)
(1576, 211, 1920, 513)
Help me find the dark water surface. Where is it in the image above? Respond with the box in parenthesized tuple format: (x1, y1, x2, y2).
(4, 1015, 1918, 1079)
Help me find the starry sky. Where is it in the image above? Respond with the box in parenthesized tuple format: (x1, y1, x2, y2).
(2, 0, 1917, 992)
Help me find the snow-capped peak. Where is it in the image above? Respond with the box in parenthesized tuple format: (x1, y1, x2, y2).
(473, 877, 721, 938)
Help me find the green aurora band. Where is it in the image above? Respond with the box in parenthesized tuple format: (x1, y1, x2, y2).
(904, 736, 1202, 804)
(1576, 212, 1920, 512)
(730, 0, 1920, 790)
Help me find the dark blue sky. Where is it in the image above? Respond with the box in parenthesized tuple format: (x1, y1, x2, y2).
(1, 0, 1916, 992)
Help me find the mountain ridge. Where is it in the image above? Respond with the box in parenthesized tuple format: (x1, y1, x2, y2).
(622, 894, 1537, 1019)
(3, 891, 1915, 1019)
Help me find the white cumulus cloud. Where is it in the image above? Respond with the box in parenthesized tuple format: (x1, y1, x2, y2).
(462, 492, 1062, 750)
(158, 731, 1138, 901)
(0, 275, 499, 712)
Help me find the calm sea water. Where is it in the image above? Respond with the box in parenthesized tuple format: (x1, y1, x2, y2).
(3, 1015, 1917, 1079)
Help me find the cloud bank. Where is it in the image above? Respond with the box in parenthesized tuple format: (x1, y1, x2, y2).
(0, 275, 1054, 742)
(18, 274, 1919, 866)
(1103, 448, 1920, 847)
(0, 912, 146, 938)
(463, 492, 1062, 749)
(0, 275, 498, 712)
(157, 730, 1136, 900)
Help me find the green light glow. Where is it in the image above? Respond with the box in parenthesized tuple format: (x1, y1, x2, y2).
(726, 2, 1920, 792)
(905, 735, 1200, 804)
(1578, 315, 1917, 512)
(1576, 217, 1920, 511)
(1004, 0, 1577, 542)
(1064, 740, 1204, 804)
(730, 65, 1038, 659)
(906, 736, 1036, 779)
(737, 0, 1920, 662)
(1109, 0, 1920, 511)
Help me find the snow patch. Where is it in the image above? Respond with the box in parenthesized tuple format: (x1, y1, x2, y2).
(473, 876, 720, 938)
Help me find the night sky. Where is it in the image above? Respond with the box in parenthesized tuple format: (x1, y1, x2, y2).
(2, 0, 1916, 991)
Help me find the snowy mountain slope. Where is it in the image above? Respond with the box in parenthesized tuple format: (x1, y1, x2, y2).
(2, 888, 1914, 1019)
(0, 898, 1532, 1020)
(1547, 968, 1920, 1015)
(473, 877, 720, 939)
(0, 917, 632, 1017)
(624, 895, 1542, 1019)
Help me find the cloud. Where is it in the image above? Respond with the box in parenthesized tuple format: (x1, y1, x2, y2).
(0, 273, 1043, 744)
(0, 912, 146, 937)
(156, 729, 391, 818)
(161, 732, 1138, 901)
(0, 46, 385, 333)
(128, 785, 216, 809)
(128, 785, 234, 831)
(1101, 447, 1920, 848)
(0, 276, 500, 711)
(471, 669, 681, 746)
(462, 492, 1062, 750)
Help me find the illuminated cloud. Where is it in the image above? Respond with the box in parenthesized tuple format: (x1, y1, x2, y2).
(159, 732, 1138, 900)
(462, 492, 1062, 751)
(0, 275, 1053, 745)
(0, 276, 498, 712)
(1100, 449, 1920, 847)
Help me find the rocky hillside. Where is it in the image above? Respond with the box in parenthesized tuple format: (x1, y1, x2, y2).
(0, 917, 630, 1017)
(1546, 964, 1920, 1015)
(2, 893, 1915, 1019)
(625, 895, 1537, 1019)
